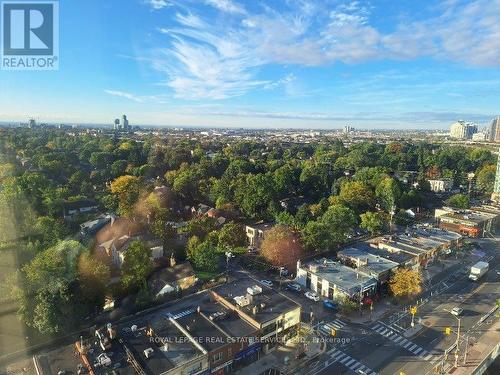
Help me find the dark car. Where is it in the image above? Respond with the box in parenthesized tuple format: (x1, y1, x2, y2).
(323, 299, 338, 310)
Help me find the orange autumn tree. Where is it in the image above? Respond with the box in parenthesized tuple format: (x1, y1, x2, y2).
(389, 268, 422, 298)
(260, 225, 305, 272)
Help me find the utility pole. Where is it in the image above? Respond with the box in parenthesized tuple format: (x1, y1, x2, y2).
(463, 335, 469, 365)
(279, 266, 285, 291)
(455, 317, 461, 368)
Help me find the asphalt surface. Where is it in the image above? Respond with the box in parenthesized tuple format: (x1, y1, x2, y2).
(296, 237, 499, 375)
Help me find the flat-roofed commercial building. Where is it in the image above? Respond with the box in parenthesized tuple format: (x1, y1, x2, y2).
(337, 247, 399, 285)
(296, 258, 378, 301)
(211, 277, 301, 355)
(372, 227, 462, 267)
(435, 206, 500, 237)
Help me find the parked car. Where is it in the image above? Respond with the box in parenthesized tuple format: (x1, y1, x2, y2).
(305, 291, 320, 302)
(260, 279, 273, 287)
(286, 283, 302, 292)
(323, 299, 338, 310)
(451, 307, 463, 316)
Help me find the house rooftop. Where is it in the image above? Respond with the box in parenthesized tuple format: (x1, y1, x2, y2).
(245, 221, 275, 231)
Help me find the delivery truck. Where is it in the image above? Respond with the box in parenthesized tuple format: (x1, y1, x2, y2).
(468, 261, 489, 281)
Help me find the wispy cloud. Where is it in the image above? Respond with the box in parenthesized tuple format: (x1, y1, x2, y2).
(205, 0, 245, 14)
(145, 0, 500, 99)
(145, 0, 172, 10)
(104, 90, 167, 103)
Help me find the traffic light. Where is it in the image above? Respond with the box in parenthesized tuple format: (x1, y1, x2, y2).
(331, 328, 336, 337)
(445, 327, 451, 335)
(410, 306, 417, 315)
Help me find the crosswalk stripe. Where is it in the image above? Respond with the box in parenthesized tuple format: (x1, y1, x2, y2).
(373, 323, 382, 330)
(388, 333, 399, 339)
(404, 341, 413, 349)
(335, 353, 347, 361)
(327, 348, 337, 355)
(424, 354, 433, 361)
(340, 356, 352, 364)
(357, 365, 366, 372)
(345, 359, 356, 367)
(379, 328, 389, 335)
(419, 350, 428, 357)
(414, 348, 422, 355)
(350, 362, 361, 370)
(408, 344, 417, 351)
(394, 336, 403, 343)
(400, 338, 409, 345)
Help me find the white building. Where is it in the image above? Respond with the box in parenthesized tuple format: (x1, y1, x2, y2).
(450, 120, 477, 139)
(428, 178, 453, 193)
(296, 259, 377, 300)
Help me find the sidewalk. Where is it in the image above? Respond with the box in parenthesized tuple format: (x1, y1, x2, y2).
(236, 324, 325, 375)
(450, 320, 500, 375)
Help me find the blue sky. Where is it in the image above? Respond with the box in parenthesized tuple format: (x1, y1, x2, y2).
(1, 0, 499, 129)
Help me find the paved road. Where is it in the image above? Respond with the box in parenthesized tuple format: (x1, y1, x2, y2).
(297, 237, 499, 375)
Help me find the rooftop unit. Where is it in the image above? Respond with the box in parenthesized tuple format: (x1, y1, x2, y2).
(234, 295, 251, 307)
(246, 285, 263, 296)
(209, 310, 228, 321)
(144, 348, 154, 359)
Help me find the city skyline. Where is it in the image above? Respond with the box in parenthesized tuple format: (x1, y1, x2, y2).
(1, 0, 499, 129)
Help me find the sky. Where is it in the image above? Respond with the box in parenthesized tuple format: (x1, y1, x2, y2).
(0, 0, 499, 129)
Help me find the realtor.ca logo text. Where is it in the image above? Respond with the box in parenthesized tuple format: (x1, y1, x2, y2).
(1, 1, 59, 70)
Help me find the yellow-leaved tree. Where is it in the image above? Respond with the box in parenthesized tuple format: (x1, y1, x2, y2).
(389, 268, 422, 298)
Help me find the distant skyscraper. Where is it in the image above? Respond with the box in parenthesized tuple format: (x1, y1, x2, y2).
(450, 120, 477, 139)
(113, 118, 120, 130)
(492, 148, 500, 204)
(487, 116, 500, 142)
(28, 118, 36, 129)
(343, 125, 354, 134)
(122, 115, 129, 130)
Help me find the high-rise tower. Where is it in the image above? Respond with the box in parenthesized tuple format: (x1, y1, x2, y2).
(492, 148, 500, 204)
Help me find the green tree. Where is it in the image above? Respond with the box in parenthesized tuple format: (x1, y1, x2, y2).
(18, 240, 106, 334)
(121, 240, 153, 291)
(110, 175, 140, 216)
(302, 204, 357, 251)
(476, 164, 496, 193)
(217, 222, 246, 249)
(337, 180, 375, 213)
(187, 239, 220, 272)
(234, 173, 276, 218)
(445, 193, 470, 209)
(360, 211, 385, 236)
(375, 177, 402, 212)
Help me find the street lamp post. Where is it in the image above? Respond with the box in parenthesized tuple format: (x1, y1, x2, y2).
(225, 251, 234, 282)
(410, 306, 417, 328)
(444, 309, 461, 368)
(389, 205, 396, 233)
